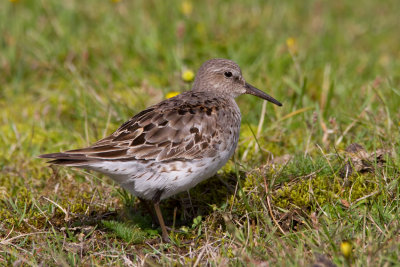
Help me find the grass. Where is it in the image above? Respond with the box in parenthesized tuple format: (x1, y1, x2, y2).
(1, 0, 400, 265)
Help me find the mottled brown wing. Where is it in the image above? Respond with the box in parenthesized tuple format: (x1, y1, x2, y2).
(43, 92, 226, 163)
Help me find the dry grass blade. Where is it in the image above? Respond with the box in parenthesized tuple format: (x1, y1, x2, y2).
(263, 176, 286, 235)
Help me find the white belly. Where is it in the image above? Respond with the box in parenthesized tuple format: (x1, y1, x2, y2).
(87, 137, 237, 201)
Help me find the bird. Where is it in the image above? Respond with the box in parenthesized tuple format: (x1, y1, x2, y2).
(39, 58, 282, 242)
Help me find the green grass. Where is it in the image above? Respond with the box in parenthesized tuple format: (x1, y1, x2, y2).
(1, 0, 400, 265)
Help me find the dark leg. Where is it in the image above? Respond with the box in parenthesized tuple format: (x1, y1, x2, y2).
(153, 202, 170, 242)
(138, 197, 158, 225)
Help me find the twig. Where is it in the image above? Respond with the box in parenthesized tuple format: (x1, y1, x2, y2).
(193, 246, 207, 267)
(1, 231, 50, 245)
(3, 225, 14, 241)
(352, 191, 379, 205)
(43, 196, 69, 222)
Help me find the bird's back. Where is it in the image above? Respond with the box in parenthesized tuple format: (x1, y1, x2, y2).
(39, 91, 241, 200)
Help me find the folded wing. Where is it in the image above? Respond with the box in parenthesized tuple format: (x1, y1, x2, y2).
(39, 92, 224, 165)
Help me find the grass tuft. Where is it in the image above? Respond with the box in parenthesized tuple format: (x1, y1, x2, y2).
(101, 220, 147, 244)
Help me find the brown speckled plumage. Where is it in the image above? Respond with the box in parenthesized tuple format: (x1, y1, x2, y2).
(44, 91, 240, 164)
(39, 58, 282, 242)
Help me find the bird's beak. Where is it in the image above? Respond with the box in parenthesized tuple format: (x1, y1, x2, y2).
(245, 83, 282, 106)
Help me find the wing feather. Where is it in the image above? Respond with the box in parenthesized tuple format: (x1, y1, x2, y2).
(39, 92, 236, 164)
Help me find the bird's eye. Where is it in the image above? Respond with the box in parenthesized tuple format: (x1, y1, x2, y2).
(224, 71, 233, 78)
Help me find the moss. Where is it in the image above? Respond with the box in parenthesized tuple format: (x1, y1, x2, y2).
(345, 173, 379, 202)
(273, 175, 334, 209)
(101, 220, 147, 244)
(227, 172, 266, 220)
(226, 155, 384, 220)
(0, 187, 38, 231)
(273, 173, 380, 210)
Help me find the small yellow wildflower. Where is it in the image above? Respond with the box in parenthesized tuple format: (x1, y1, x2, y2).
(182, 69, 195, 82)
(9, 0, 19, 3)
(340, 241, 352, 258)
(286, 37, 298, 54)
(166, 91, 180, 99)
(111, 0, 121, 3)
(180, 1, 193, 16)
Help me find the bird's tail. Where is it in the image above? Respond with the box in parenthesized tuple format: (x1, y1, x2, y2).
(38, 152, 95, 167)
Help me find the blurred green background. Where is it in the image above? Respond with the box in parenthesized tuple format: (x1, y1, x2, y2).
(1, 0, 399, 155)
(1, 0, 399, 265)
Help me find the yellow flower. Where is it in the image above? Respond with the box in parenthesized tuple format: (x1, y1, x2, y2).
(9, 0, 19, 3)
(180, 1, 193, 16)
(340, 241, 352, 258)
(182, 69, 195, 82)
(166, 91, 180, 99)
(286, 37, 298, 54)
(111, 0, 121, 3)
